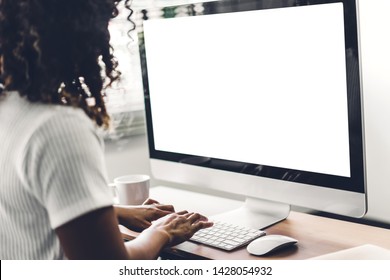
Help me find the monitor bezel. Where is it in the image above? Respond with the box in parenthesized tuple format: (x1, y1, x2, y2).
(138, 0, 366, 218)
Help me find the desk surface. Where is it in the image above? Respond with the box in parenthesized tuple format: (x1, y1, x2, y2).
(121, 186, 390, 260)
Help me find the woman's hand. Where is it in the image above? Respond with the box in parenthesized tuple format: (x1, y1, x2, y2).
(114, 198, 175, 232)
(148, 211, 214, 247)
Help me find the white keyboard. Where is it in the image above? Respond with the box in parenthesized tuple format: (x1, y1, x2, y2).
(190, 221, 266, 251)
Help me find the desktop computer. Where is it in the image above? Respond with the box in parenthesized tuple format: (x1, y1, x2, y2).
(137, 0, 366, 231)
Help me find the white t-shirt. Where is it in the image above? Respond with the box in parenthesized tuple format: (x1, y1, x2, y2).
(0, 92, 114, 259)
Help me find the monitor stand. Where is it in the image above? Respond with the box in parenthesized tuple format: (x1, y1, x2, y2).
(209, 197, 290, 230)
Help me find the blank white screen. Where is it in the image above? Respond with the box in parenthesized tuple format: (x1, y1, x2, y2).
(144, 3, 351, 177)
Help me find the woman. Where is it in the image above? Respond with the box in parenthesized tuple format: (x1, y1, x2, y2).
(0, 0, 212, 259)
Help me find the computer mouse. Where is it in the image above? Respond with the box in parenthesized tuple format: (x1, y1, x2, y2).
(247, 234, 298, 256)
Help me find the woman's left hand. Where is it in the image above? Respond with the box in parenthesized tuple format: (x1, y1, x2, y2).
(114, 198, 175, 232)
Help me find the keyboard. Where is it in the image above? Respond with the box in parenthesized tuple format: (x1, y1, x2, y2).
(190, 221, 266, 251)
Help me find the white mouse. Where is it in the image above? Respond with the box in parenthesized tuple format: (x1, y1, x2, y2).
(247, 234, 298, 256)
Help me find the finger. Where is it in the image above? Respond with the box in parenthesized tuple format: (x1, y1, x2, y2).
(186, 212, 210, 224)
(201, 221, 214, 228)
(176, 210, 189, 215)
(197, 214, 209, 222)
(155, 204, 175, 212)
(182, 212, 194, 217)
(143, 198, 159, 205)
(187, 212, 201, 223)
(152, 209, 174, 219)
(192, 220, 214, 231)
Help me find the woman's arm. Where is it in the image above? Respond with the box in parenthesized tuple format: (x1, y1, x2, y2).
(56, 206, 135, 259)
(55, 206, 212, 259)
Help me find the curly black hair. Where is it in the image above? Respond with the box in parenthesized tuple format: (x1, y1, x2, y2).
(0, 0, 134, 128)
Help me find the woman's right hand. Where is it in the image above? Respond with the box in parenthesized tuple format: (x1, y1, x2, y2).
(148, 211, 214, 247)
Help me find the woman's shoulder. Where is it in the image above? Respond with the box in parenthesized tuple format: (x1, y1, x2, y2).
(2, 91, 99, 144)
(8, 91, 94, 127)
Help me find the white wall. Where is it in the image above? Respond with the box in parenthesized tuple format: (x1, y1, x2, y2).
(358, 0, 390, 223)
(105, 0, 390, 225)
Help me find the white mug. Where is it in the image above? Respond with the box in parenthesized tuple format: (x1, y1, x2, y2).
(110, 174, 150, 205)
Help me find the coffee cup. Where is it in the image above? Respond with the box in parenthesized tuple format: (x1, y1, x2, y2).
(110, 174, 150, 205)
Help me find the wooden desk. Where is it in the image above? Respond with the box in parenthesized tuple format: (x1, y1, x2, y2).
(120, 186, 390, 260)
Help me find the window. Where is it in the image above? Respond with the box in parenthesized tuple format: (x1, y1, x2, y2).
(104, 0, 214, 140)
(104, 2, 145, 140)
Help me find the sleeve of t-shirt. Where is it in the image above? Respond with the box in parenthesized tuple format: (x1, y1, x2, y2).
(24, 107, 114, 229)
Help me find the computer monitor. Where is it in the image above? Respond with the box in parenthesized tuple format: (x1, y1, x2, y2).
(138, 0, 366, 229)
